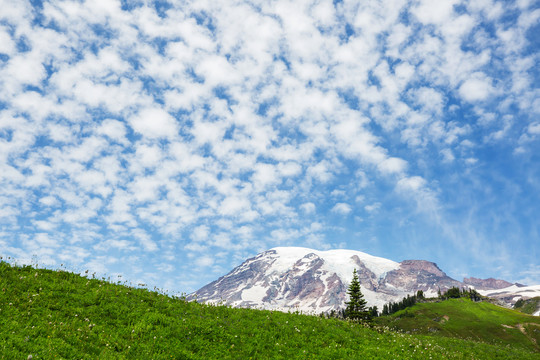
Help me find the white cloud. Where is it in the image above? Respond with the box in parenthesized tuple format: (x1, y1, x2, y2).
(191, 225, 209, 242)
(0, 26, 15, 55)
(331, 203, 352, 215)
(133, 229, 158, 252)
(396, 176, 426, 192)
(196, 55, 238, 87)
(270, 228, 300, 243)
(97, 119, 128, 144)
(195, 255, 214, 268)
(219, 196, 251, 217)
(300, 202, 316, 214)
(252, 163, 280, 189)
(191, 120, 227, 146)
(377, 157, 408, 175)
(364, 203, 381, 213)
(33, 220, 57, 231)
(129, 108, 179, 139)
(440, 148, 455, 163)
(4, 55, 46, 88)
(410, 87, 445, 114)
(527, 122, 540, 135)
(278, 161, 302, 177)
(459, 74, 494, 102)
(39, 196, 59, 207)
(307, 160, 334, 183)
(412, 0, 458, 25)
(95, 239, 136, 252)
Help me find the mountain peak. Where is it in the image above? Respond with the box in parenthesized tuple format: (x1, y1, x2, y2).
(191, 247, 451, 313)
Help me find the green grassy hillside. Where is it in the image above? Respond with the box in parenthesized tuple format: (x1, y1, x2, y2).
(514, 297, 540, 315)
(375, 298, 540, 352)
(1, 261, 538, 359)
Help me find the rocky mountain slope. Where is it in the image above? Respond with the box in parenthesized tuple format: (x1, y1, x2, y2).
(478, 284, 540, 311)
(190, 247, 512, 313)
(463, 277, 514, 290)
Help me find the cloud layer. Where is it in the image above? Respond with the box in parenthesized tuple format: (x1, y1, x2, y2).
(1, 0, 539, 291)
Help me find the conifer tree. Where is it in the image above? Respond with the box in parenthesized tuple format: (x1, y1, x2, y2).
(345, 269, 369, 321)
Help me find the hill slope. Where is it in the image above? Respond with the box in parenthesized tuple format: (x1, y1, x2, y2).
(375, 298, 540, 352)
(0, 261, 538, 359)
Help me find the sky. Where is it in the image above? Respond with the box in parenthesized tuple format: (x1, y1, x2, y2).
(0, 0, 539, 294)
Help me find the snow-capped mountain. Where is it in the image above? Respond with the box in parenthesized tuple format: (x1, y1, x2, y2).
(190, 247, 482, 313)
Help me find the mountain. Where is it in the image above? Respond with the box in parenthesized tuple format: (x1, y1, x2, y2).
(463, 277, 515, 290)
(190, 247, 481, 313)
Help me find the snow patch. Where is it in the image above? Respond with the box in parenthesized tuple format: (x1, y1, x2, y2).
(478, 284, 540, 298)
(241, 285, 268, 302)
(269, 247, 399, 280)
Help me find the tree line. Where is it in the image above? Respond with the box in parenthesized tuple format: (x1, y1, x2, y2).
(381, 290, 424, 316)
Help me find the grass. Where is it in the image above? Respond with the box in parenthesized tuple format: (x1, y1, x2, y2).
(514, 297, 540, 315)
(1, 261, 539, 359)
(375, 298, 540, 352)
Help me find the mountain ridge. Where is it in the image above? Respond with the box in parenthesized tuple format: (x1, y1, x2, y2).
(190, 246, 538, 313)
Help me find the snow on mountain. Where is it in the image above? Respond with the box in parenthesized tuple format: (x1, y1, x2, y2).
(478, 284, 540, 308)
(189, 247, 539, 315)
(268, 247, 400, 282)
(189, 247, 465, 313)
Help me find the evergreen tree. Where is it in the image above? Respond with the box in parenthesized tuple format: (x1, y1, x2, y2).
(470, 289, 481, 302)
(345, 269, 369, 321)
(445, 286, 461, 298)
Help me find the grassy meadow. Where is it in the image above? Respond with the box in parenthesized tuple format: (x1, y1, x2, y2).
(375, 298, 540, 352)
(1, 261, 539, 359)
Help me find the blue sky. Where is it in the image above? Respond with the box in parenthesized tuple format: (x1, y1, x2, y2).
(0, 0, 539, 294)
